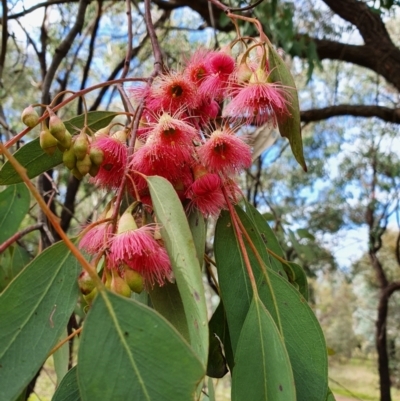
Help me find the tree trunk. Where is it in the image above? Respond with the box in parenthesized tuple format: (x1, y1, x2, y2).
(376, 287, 392, 401)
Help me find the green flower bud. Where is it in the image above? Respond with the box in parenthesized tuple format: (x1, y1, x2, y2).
(63, 146, 77, 170)
(78, 271, 96, 295)
(123, 266, 144, 294)
(21, 106, 39, 128)
(71, 167, 84, 180)
(73, 131, 89, 160)
(49, 114, 66, 142)
(40, 128, 58, 156)
(83, 287, 98, 305)
(88, 163, 100, 177)
(111, 270, 132, 298)
(89, 147, 104, 166)
(58, 130, 72, 150)
(76, 154, 92, 176)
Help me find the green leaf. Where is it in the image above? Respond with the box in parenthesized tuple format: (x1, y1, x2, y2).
(149, 281, 190, 342)
(77, 291, 205, 401)
(52, 366, 81, 401)
(325, 387, 337, 401)
(0, 241, 80, 401)
(147, 176, 208, 367)
(207, 303, 230, 378)
(243, 203, 286, 277)
(215, 210, 328, 401)
(232, 297, 296, 401)
(188, 209, 206, 265)
(267, 42, 307, 171)
(287, 261, 309, 300)
(296, 228, 316, 241)
(0, 111, 118, 185)
(53, 328, 69, 385)
(0, 244, 31, 292)
(0, 183, 30, 242)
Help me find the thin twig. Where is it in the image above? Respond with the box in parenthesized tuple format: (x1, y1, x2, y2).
(47, 327, 83, 357)
(0, 223, 44, 254)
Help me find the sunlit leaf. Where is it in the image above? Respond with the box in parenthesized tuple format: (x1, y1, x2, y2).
(232, 297, 296, 401)
(0, 242, 80, 401)
(77, 291, 205, 401)
(0, 183, 30, 243)
(267, 42, 307, 171)
(0, 111, 118, 185)
(147, 176, 208, 367)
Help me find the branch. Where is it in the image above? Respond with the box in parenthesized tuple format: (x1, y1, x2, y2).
(78, 0, 103, 114)
(0, 0, 8, 83)
(41, 0, 90, 105)
(322, 0, 393, 46)
(0, 223, 44, 254)
(301, 104, 400, 124)
(8, 0, 81, 19)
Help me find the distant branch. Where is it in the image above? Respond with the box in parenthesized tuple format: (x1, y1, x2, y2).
(8, 0, 81, 19)
(301, 105, 400, 124)
(0, 0, 8, 83)
(41, 0, 90, 105)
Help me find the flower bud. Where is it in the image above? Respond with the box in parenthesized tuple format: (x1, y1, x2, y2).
(58, 130, 72, 150)
(21, 106, 39, 128)
(112, 129, 128, 144)
(71, 167, 84, 180)
(123, 265, 144, 294)
(63, 146, 77, 170)
(49, 114, 66, 142)
(83, 287, 98, 305)
(111, 269, 132, 297)
(236, 60, 253, 83)
(89, 163, 100, 177)
(78, 271, 96, 295)
(76, 154, 92, 176)
(117, 210, 138, 234)
(94, 124, 112, 137)
(73, 131, 89, 160)
(40, 128, 58, 156)
(89, 147, 104, 166)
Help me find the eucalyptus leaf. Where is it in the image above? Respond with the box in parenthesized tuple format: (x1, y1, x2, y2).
(0, 111, 118, 185)
(267, 42, 307, 171)
(232, 297, 296, 401)
(0, 183, 30, 242)
(53, 328, 69, 385)
(0, 242, 80, 401)
(215, 210, 328, 401)
(77, 291, 205, 401)
(0, 244, 31, 292)
(147, 176, 208, 367)
(52, 366, 81, 401)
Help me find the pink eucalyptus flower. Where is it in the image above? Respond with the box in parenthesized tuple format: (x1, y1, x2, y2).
(149, 72, 199, 113)
(90, 133, 128, 188)
(223, 69, 291, 125)
(197, 129, 252, 175)
(79, 222, 112, 255)
(187, 170, 226, 217)
(108, 212, 172, 287)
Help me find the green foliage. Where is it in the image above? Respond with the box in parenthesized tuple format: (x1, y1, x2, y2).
(0, 242, 80, 401)
(0, 183, 30, 242)
(77, 291, 204, 401)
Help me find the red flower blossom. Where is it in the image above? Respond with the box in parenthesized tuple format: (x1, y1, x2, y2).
(199, 51, 235, 99)
(90, 133, 128, 188)
(79, 222, 112, 255)
(187, 169, 226, 217)
(197, 128, 252, 175)
(149, 72, 199, 113)
(223, 68, 291, 125)
(108, 212, 172, 287)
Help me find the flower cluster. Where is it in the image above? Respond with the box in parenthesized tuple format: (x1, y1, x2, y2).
(36, 41, 291, 294)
